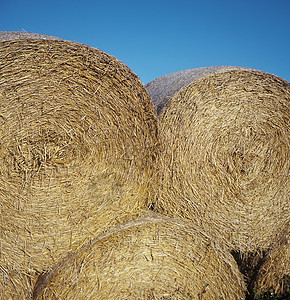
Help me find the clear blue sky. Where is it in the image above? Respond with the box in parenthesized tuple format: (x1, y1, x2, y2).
(1, 0, 290, 84)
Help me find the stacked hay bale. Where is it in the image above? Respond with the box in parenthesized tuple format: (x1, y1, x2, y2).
(0, 32, 159, 297)
(145, 68, 289, 294)
(32, 213, 246, 299)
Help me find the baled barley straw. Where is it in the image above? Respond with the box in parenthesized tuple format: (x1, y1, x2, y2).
(146, 68, 289, 254)
(33, 212, 246, 300)
(0, 32, 159, 297)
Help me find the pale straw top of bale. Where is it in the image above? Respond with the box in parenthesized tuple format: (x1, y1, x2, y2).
(155, 70, 289, 253)
(0, 36, 159, 296)
(0, 31, 67, 42)
(145, 66, 260, 114)
(33, 212, 246, 300)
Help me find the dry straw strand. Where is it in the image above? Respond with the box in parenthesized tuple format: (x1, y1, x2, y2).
(0, 33, 159, 297)
(255, 225, 289, 296)
(33, 212, 246, 300)
(150, 69, 289, 254)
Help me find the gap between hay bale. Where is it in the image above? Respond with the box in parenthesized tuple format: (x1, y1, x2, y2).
(0, 36, 159, 297)
(32, 212, 246, 300)
(151, 69, 289, 254)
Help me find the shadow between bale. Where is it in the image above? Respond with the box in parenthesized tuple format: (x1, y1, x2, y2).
(32, 213, 246, 300)
(0, 35, 159, 297)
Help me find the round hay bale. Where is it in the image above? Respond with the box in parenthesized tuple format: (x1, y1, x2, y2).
(0, 35, 159, 294)
(153, 69, 289, 253)
(32, 213, 246, 300)
(145, 66, 255, 114)
(255, 228, 289, 296)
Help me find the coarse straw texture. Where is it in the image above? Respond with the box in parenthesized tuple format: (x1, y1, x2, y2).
(33, 212, 246, 300)
(145, 66, 255, 115)
(152, 70, 289, 254)
(0, 268, 32, 300)
(254, 226, 289, 296)
(0, 36, 159, 297)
